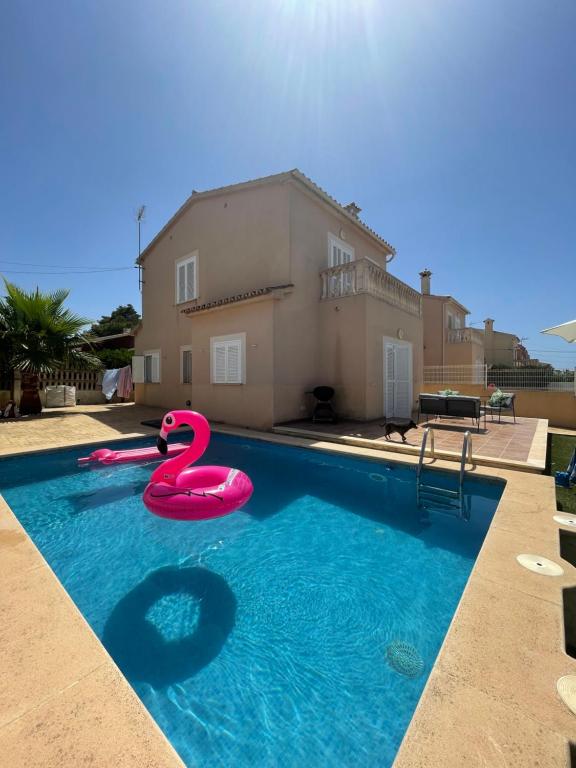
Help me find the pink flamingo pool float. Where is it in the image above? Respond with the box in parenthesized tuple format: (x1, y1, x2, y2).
(143, 410, 253, 521)
(78, 442, 188, 466)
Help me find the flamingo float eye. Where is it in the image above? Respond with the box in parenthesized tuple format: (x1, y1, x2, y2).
(165, 415, 173, 426)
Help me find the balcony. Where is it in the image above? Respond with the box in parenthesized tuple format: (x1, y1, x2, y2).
(447, 328, 484, 345)
(320, 259, 422, 317)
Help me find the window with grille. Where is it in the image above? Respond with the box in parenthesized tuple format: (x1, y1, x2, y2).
(181, 347, 192, 384)
(175, 252, 198, 304)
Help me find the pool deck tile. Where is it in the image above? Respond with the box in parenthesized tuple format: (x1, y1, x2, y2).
(0, 495, 46, 579)
(0, 664, 183, 768)
(433, 575, 576, 737)
(472, 524, 571, 606)
(0, 560, 109, 728)
(392, 667, 570, 768)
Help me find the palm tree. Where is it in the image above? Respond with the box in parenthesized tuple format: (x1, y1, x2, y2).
(0, 280, 101, 414)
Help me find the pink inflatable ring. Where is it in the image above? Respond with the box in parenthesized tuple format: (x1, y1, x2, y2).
(143, 410, 253, 521)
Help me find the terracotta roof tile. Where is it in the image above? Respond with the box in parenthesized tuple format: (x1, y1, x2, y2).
(181, 284, 294, 315)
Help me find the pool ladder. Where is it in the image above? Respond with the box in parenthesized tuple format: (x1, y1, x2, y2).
(416, 428, 473, 521)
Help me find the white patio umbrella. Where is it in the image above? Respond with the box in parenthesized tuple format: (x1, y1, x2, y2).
(541, 319, 576, 343)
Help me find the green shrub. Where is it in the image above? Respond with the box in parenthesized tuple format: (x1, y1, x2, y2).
(93, 348, 134, 369)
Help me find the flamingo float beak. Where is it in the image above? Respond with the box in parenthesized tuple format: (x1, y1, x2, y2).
(157, 428, 168, 455)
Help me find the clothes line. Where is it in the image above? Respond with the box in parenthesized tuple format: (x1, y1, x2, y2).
(102, 366, 133, 401)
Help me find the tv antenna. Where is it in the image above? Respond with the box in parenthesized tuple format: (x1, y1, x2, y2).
(136, 205, 146, 291)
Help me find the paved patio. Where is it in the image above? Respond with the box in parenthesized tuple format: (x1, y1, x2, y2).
(0, 403, 167, 457)
(277, 414, 548, 470)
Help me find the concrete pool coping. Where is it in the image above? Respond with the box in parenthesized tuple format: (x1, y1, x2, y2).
(0, 416, 575, 766)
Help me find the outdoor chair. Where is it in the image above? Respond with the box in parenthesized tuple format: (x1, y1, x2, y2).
(482, 392, 516, 424)
(309, 386, 337, 424)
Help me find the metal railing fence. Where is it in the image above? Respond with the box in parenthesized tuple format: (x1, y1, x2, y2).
(424, 364, 576, 392)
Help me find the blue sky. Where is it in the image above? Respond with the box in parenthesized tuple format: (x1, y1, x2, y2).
(1, 0, 575, 366)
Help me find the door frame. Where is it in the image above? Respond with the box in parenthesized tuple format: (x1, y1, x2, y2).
(383, 337, 413, 418)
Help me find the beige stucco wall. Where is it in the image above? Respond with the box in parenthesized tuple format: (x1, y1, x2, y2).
(365, 296, 423, 419)
(135, 182, 291, 423)
(272, 182, 396, 423)
(189, 300, 275, 429)
(422, 296, 444, 366)
(444, 339, 485, 367)
(136, 299, 275, 429)
(421, 382, 576, 429)
(316, 295, 368, 419)
(140, 183, 291, 317)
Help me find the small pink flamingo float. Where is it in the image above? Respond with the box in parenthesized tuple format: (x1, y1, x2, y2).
(143, 410, 253, 521)
(78, 442, 188, 466)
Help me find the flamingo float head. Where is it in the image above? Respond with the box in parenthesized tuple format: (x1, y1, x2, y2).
(152, 411, 212, 484)
(157, 412, 178, 455)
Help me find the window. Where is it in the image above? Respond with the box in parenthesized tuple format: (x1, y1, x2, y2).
(180, 346, 192, 384)
(328, 233, 354, 267)
(328, 233, 355, 295)
(175, 252, 198, 304)
(143, 350, 161, 383)
(210, 333, 246, 384)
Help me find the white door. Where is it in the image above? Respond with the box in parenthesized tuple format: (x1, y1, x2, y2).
(384, 340, 413, 418)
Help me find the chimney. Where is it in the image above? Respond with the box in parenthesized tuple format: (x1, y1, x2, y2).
(344, 202, 361, 218)
(419, 269, 432, 295)
(484, 318, 494, 332)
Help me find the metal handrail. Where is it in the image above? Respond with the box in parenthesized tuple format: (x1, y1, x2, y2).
(417, 427, 435, 480)
(459, 431, 473, 490)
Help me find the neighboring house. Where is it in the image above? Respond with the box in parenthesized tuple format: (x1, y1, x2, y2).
(133, 170, 423, 429)
(82, 329, 136, 351)
(478, 319, 525, 368)
(420, 270, 485, 372)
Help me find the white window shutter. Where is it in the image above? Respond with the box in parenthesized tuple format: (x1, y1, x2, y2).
(186, 260, 195, 300)
(226, 341, 242, 384)
(213, 343, 227, 383)
(177, 263, 186, 304)
(151, 354, 160, 383)
(385, 344, 395, 415)
(132, 356, 145, 384)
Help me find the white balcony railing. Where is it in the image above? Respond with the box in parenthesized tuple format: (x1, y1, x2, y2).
(447, 328, 485, 345)
(320, 259, 422, 317)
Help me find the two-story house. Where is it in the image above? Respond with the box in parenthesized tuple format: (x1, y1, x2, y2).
(479, 318, 524, 368)
(420, 270, 529, 377)
(420, 270, 485, 373)
(133, 170, 423, 429)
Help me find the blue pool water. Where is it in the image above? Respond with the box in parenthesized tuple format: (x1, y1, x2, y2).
(0, 435, 503, 767)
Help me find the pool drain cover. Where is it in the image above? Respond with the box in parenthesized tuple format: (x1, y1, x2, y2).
(386, 641, 424, 679)
(516, 554, 564, 576)
(554, 514, 576, 527)
(557, 676, 576, 716)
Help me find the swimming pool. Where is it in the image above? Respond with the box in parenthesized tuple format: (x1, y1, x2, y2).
(0, 434, 503, 767)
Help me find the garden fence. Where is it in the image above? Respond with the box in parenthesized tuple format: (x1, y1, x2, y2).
(424, 364, 576, 392)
